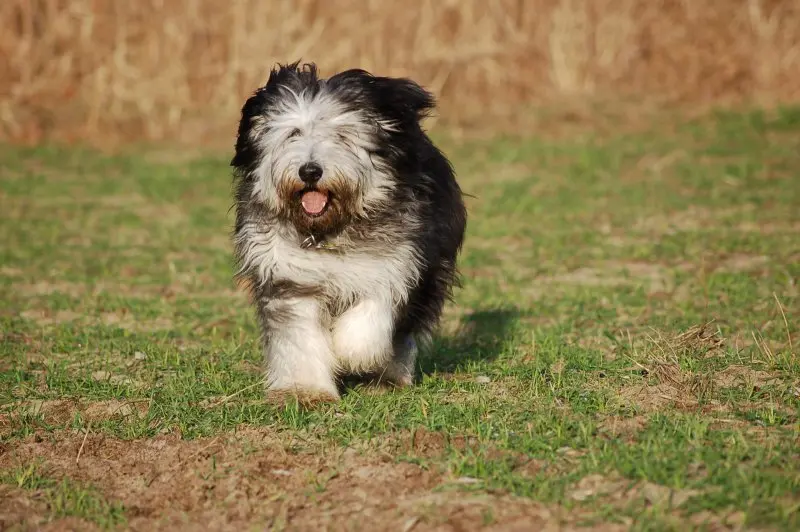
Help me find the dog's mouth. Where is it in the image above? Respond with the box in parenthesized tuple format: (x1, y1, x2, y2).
(298, 189, 330, 217)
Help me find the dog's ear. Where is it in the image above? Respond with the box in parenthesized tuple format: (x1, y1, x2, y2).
(231, 90, 266, 170)
(368, 76, 436, 127)
(329, 70, 436, 127)
(369, 76, 436, 125)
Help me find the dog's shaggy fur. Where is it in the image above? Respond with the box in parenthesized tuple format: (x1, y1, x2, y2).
(230, 62, 466, 401)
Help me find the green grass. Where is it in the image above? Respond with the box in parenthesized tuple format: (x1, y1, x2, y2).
(1, 106, 799, 529)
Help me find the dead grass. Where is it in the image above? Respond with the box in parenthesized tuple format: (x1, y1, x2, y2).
(597, 415, 649, 441)
(19, 308, 176, 332)
(616, 323, 726, 412)
(2, 1, 800, 144)
(568, 472, 696, 507)
(613, 323, 797, 420)
(565, 473, 753, 529)
(539, 261, 673, 293)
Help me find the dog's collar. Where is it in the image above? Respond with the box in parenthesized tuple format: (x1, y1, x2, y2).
(300, 233, 341, 252)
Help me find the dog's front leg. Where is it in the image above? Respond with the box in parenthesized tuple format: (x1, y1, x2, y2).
(332, 298, 396, 375)
(260, 296, 339, 402)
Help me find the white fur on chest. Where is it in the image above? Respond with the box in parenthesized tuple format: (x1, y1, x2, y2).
(238, 223, 420, 308)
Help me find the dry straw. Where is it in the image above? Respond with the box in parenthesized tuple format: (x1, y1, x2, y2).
(2, 0, 799, 144)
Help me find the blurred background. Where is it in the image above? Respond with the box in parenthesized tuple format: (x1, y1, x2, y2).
(2, 0, 799, 146)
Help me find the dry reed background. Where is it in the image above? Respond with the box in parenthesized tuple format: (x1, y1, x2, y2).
(2, 0, 800, 145)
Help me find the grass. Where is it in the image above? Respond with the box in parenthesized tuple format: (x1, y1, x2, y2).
(1, 105, 799, 530)
(1, 463, 126, 528)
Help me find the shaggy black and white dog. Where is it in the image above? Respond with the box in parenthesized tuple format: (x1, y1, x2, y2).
(230, 62, 466, 401)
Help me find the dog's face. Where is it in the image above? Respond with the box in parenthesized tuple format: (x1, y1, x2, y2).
(232, 63, 435, 236)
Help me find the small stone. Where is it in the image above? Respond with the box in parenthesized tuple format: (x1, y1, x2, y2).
(474, 375, 491, 384)
(22, 399, 46, 415)
(116, 403, 135, 417)
(109, 375, 135, 386)
(91, 370, 111, 381)
(134, 351, 147, 361)
(271, 469, 292, 476)
(342, 447, 359, 460)
(556, 447, 585, 460)
(402, 516, 420, 532)
(639, 482, 672, 505)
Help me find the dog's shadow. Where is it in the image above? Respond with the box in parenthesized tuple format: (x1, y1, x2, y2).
(340, 307, 522, 394)
(418, 307, 522, 375)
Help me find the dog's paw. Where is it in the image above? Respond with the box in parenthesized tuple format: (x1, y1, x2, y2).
(266, 387, 340, 408)
(380, 364, 414, 387)
(379, 335, 417, 387)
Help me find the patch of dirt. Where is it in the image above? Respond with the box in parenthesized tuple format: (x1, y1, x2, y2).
(0, 430, 624, 532)
(98, 312, 175, 332)
(19, 309, 175, 332)
(20, 309, 84, 326)
(714, 365, 782, 389)
(632, 206, 752, 237)
(536, 261, 673, 294)
(1, 400, 149, 436)
(567, 472, 703, 509)
(706, 419, 792, 444)
(0, 266, 25, 278)
(616, 382, 703, 414)
(736, 220, 800, 235)
(15, 279, 246, 303)
(12, 281, 88, 298)
(0, 485, 50, 530)
(690, 509, 747, 529)
(597, 415, 649, 441)
(715, 254, 770, 273)
(406, 427, 450, 456)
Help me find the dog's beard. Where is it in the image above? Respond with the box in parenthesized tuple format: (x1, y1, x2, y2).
(275, 173, 361, 237)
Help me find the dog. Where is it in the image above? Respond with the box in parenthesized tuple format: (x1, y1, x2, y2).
(230, 62, 467, 402)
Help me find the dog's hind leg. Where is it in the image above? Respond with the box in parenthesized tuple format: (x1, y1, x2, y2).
(380, 334, 418, 387)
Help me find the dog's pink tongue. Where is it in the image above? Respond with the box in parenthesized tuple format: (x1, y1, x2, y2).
(301, 190, 328, 214)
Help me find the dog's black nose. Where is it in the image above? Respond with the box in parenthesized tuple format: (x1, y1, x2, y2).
(298, 162, 323, 184)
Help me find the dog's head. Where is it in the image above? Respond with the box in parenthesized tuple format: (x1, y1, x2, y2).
(232, 62, 435, 236)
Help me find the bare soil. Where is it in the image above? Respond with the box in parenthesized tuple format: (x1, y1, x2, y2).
(0, 429, 625, 531)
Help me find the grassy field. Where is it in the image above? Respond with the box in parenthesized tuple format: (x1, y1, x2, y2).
(1, 106, 799, 531)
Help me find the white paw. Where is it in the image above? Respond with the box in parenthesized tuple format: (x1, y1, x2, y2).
(332, 299, 395, 374)
(267, 374, 340, 400)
